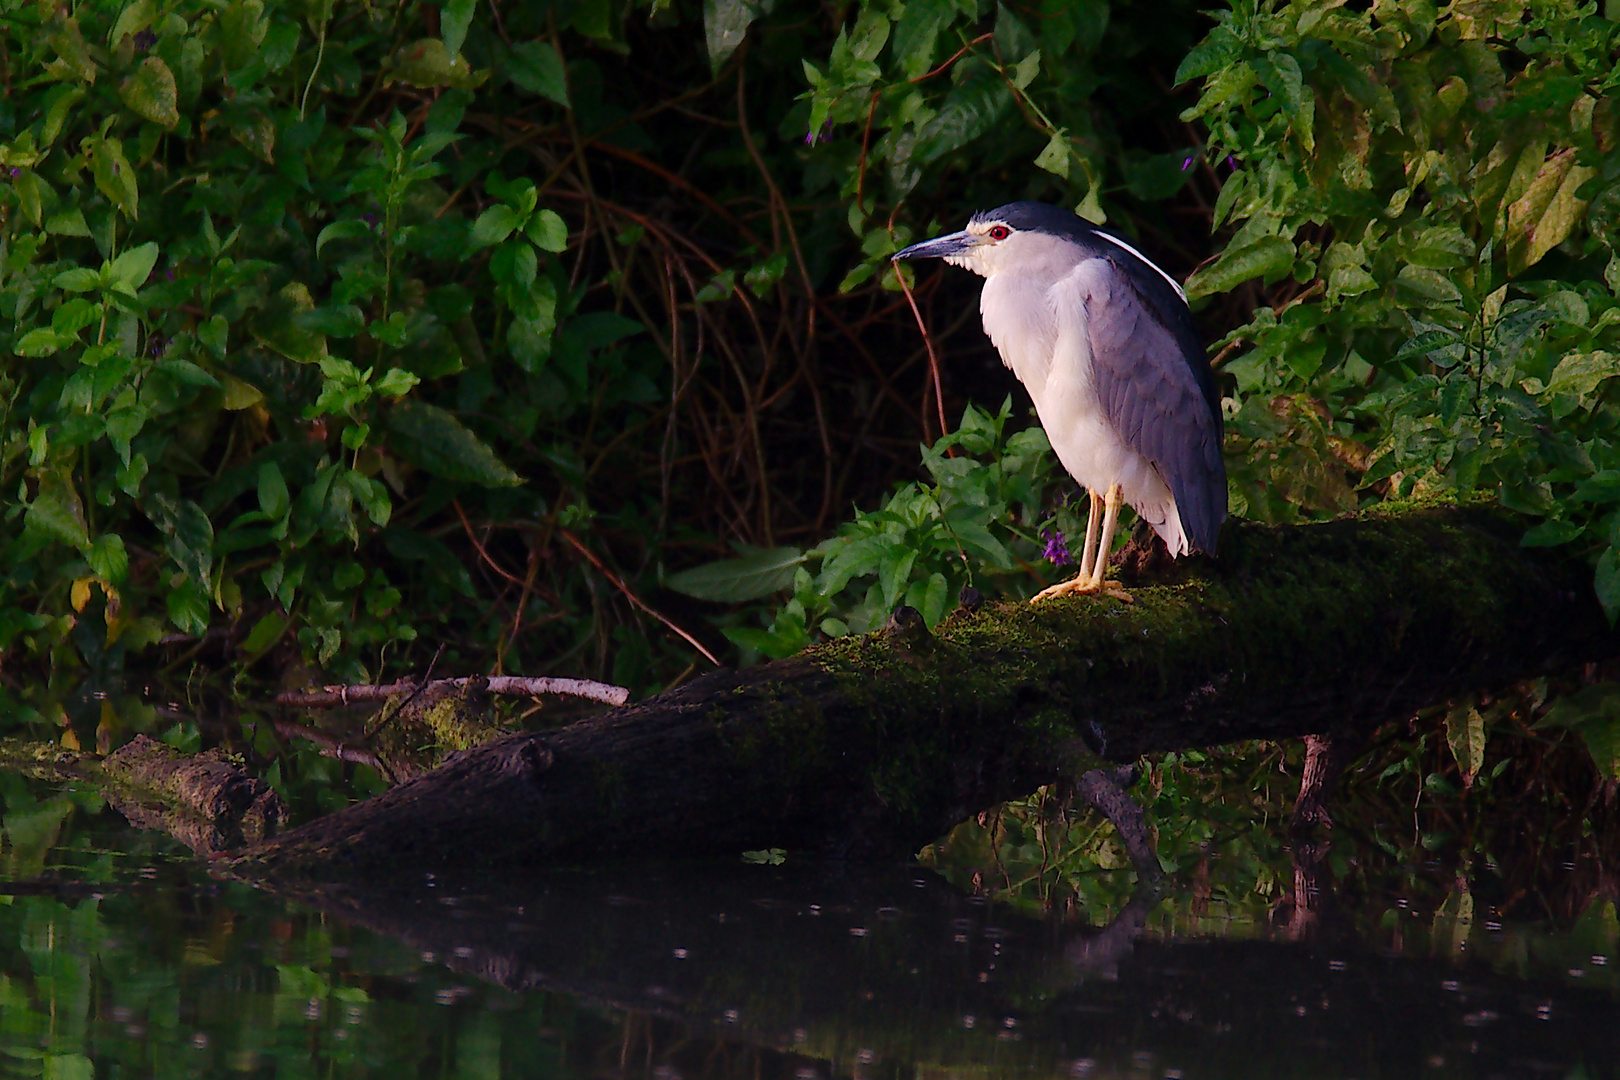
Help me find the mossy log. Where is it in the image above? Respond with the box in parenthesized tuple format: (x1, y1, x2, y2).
(234, 504, 1619, 880)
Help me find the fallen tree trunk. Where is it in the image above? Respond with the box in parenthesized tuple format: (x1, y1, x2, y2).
(233, 504, 1620, 880)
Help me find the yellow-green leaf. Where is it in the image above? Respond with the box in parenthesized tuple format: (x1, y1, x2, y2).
(1505, 147, 1596, 276)
(87, 134, 138, 219)
(1184, 236, 1294, 298)
(1033, 129, 1070, 178)
(1444, 702, 1486, 787)
(120, 57, 179, 129)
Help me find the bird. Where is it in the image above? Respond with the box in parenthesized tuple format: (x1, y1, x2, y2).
(892, 201, 1226, 602)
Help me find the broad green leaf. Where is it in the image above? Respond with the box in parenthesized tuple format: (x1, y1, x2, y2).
(88, 134, 138, 218)
(49, 18, 98, 82)
(525, 209, 568, 252)
(53, 267, 102, 293)
(441, 0, 476, 57)
(1390, 329, 1460, 366)
(506, 39, 570, 105)
(108, 242, 159, 291)
(1444, 702, 1485, 787)
(1033, 129, 1070, 178)
(258, 463, 291, 519)
(1520, 519, 1582, 547)
(16, 328, 70, 356)
(1544, 351, 1620, 399)
(167, 579, 210, 637)
(916, 68, 1012, 163)
(26, 472, 90, 549)
(386, 39, 488, 90)
(703, 0, 769, 71)
(892, 0, 948, 78)
(1010, 50, 1041, 91)
(385, 401, 524, 486)
(119, 57, 179, 128)
(1175, 24, 1243, 84)
(664, 546, 806, 602)
(1184, 236, 1294, 297)
(471, 204, 523, 247)
(86, 533, 129, 583)
(110, 0, 158, 44)
(316, 220, 373, 256)
(45, 208, 92, 237)
(373, 368, 420, 396)
(1505, 148, 1597, 276)
(242, 610, 290, 654)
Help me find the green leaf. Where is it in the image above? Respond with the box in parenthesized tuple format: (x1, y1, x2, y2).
(386, 39, 488, 90)
(316, 220, 373, 256)
(703, 0, 769, 71)
(88, 134, 138, 219)
(506, 39, 570, 105)
(1176, 24, 1243, 84)
(111, 0, 158, 44)
(385, 401, 524, 486)
(86, 533, 129, 583)
(1545, 351, 1620, 398)
(119, 57, 179, 128)
(665, 547, 806, 602)
(45, 207, 92, 237)
(1444, 702, 1485, 787)
(1389, 329, 1461, 367)
(1010, 50, 1041, 91)
(53, 267, 102, 293)
(1521, 519, 1582, 547)
(525, 209, 568, 253)
(242, 610, 290, 654)
(108, 242, 159, 291)
(1033, 129, 1070, 178)
(441, 0, 476, 57)
(471, 204, 523, 247)
(16, 328, 71, 356)
(258, 463, 291, 519)
(166, 578, 210, 637)
(1184, 236, 1294, 298)
(1506, 148, 1597, 276)
(25, 472, 90, 549)
(373, 367, 420, 396)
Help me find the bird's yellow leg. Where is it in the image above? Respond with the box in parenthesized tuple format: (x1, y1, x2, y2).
(1076, 489, 1102, 583)
(1032, 483, 1133, 603)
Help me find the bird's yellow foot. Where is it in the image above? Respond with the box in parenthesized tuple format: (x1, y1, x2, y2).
(1031, 576, 1133, 604)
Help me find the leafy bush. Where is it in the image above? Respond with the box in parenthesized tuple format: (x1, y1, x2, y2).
(1, 0, 1219, 732)
(1178, 0, 1620, 613)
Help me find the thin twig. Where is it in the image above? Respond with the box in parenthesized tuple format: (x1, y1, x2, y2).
(557, 529, 722, 666)
(896, 264, 951, 444)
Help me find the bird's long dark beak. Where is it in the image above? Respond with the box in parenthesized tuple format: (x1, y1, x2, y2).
(892, 230, 981, 261)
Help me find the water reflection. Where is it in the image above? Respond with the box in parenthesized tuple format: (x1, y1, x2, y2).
(0, 775, 1617, 1079)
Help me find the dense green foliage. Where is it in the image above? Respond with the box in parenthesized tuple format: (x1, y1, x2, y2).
(5, 0, 1620, 745)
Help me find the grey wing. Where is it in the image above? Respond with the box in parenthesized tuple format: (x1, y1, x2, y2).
(1076, 258, 1227, 553)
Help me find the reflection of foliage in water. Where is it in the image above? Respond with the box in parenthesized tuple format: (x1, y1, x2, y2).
(927, 685, 1620, 960)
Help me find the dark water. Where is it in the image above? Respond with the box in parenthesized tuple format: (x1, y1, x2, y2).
(2, 774, 1617, 1080)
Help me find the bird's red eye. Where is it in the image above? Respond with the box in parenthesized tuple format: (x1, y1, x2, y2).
(988, 225, 1010, 241)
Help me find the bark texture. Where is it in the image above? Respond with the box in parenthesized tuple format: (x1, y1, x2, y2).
(234, 505, 1619, 880)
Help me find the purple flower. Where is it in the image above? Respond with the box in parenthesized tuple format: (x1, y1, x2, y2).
(1226, 154, 1238, 170)
(8, 167, 18, 179)
(1041, 527, 1072, 567)
(134, 29, 157, 51)
(147, 333, 166, 357)
(1181, 156, 1194, 171)
(804, 120, 834, 147)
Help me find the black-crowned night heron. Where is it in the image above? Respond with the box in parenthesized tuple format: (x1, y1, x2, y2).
(893, 201, 1226, 602)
